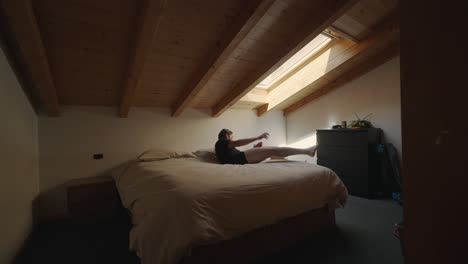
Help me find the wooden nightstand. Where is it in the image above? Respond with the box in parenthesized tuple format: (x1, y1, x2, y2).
(67, 176, 127, 223)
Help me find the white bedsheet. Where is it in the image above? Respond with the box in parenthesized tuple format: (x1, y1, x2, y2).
(112, 158, 347, 264)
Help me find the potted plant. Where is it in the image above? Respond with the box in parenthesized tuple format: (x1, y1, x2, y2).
(349, 113, 372, 128)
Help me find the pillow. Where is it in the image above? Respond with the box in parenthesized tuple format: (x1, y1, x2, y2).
(193, 149, 219, 164)
(138, 149, 196, 162)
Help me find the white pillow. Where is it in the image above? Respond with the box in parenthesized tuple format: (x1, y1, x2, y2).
(193, 149, 219, 164)
(138, 149, 196, 162)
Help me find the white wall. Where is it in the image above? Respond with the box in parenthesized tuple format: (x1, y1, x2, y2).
(0, 48, 39, 263)
(36, 57, 401, 220)
(38, 106, 286, 219)
(286, 57, 401, 163)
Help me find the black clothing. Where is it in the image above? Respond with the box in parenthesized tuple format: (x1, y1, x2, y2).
(215, 139, 248, 165)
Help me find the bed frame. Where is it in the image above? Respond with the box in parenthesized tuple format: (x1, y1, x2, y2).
(67, 176, 337, 263)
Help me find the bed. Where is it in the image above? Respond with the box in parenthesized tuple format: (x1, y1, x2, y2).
(108, 151, 348, 264)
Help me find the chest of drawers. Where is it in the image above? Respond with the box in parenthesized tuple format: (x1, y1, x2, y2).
(317, 128, 382, 198)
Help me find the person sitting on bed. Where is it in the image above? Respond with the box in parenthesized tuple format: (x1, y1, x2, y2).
(215, 128, 317, 165)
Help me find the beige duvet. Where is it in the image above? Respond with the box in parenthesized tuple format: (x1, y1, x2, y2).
(112, 157, 348, 264)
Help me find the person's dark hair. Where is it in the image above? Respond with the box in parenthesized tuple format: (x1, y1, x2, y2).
(218, 129, 232, 139)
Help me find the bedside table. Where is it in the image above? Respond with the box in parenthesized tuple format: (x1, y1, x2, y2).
(67, 176, 127, 223)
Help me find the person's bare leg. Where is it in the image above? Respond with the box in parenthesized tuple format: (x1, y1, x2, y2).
(244, 146, 317, 164)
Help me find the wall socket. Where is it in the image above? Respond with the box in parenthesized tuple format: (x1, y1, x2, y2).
(93, 153, 104, 160)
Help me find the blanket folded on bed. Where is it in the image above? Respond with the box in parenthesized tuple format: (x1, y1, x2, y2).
(112, 157, 347, 264)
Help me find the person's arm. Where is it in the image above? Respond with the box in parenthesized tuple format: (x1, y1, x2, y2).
(229, 132, 269, 148)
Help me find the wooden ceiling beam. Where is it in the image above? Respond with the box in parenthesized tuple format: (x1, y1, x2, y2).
(2, 0, 59, 116)
(171, 0, 276, 117)
(119, 0, 166, 118)
(283, 24, 399, 115)
(211, 0, 359, 117)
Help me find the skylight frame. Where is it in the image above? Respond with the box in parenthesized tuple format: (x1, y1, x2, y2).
(257, 33, 334, 90)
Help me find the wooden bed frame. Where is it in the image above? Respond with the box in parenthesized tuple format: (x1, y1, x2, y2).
(67, 176, 337, 263)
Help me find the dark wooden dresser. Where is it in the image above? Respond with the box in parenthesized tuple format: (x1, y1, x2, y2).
(317, 128, 383, 198)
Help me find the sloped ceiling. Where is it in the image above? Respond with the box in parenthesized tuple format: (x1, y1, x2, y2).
(1, 0, 399, 117)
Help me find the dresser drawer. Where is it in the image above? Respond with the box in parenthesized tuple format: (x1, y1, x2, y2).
(317, 145, 368, 161)
(317, 130, 368, 146)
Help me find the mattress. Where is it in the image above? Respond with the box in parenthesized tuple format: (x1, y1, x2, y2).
(112, 157, 348, 264)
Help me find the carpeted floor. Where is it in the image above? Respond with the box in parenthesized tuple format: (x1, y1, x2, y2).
(16, 196, 404, 264)
(256, 196, 404, 264)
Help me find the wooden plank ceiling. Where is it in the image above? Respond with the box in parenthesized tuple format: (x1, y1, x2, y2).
(1, 0, 399, 117)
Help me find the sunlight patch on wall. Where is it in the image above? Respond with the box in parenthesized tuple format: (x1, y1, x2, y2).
(285, 133, 317, 148)
(327, 114, 340, 129)
(279, 133, 317, 163)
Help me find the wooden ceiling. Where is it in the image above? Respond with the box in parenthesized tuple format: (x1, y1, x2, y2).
(1, 0, 399, 117)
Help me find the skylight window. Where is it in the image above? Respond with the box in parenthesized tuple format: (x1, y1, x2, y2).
(258, 34, 332, 89)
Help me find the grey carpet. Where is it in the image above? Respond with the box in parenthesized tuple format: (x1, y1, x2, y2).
(256, 196, 404, 264)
